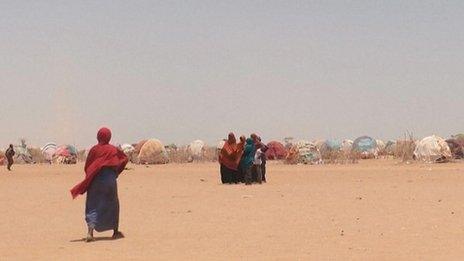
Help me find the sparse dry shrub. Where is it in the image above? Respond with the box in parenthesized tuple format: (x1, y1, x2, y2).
(394, 132, 416, 162)
(166, 146, 219, 163)
(77, 150, 87, 162)
(323, 150, 360, 164)
(202, 147, 219, 162)
(166, 146, 190, 163)
(28, 148, 46, 163)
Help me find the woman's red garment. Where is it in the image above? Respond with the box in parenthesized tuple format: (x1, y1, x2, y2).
(218, 133, 243, 171)
(70, 128, 128, 199)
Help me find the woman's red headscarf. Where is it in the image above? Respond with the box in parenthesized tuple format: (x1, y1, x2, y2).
(218, 132, 243, 171)
(70, 128, 128, 199)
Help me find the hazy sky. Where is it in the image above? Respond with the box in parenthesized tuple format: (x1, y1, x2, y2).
(1, 1, 463, 149)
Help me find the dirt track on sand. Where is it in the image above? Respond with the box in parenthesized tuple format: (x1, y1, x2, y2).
(2, 159, 464, 260)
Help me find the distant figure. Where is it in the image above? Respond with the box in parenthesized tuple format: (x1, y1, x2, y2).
(70, 128, 128, 242)
(5, 144, 15, 171)
(251, 134, 267, 183)
(253, 145, 269, 184)
(241, 138, 255, 185)
(257, 137, 268, 183)
(236, 136, 246, 183)
(218, 133, 243, 184)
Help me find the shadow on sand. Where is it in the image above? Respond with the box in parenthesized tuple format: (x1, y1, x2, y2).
(70, 236, 122, 243)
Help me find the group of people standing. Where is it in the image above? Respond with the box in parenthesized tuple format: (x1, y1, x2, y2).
(218, 133, 268, 185)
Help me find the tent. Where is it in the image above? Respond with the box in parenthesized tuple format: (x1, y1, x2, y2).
(54, 145, 78, 164)
(445, 139, 464, 159)
(134, 140, 148, 154)
(121, 144, 135, 154)
(341, 139, 353, 153)
(320, 140, 341, 153)
(352, 136, 378, 157)
(286, 140, 321, 164)
(188, 140, 206, 160)
(265, 141, 287, 160)
(41, 142, 57, 162)
(313, 140, 326, 152)
(138, 139, 169, 164)
(414, 135, 452, 163)
(376, 139, 386, 154)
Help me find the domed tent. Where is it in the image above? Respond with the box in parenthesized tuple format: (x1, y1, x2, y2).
(121, 144, 135, 155)
(120, 143, 136, 163)
(265, 141, 287, 160)
(320, 139, 341, 152)
(54, 145, 78, 164)
(414, 135, 452, 163)
(341, 139, 353, 153)
(138, 139, 169, 164)
(286, 140, 321, 165)
(353, 136, 378, 158)
(313, 140, 326, 152)
(446, 139, 464, 159)
(188, 140, 206, 161)
(134, 140, 148, 154)
(375, 139, 386, 155)
(41, 142, 57, 162)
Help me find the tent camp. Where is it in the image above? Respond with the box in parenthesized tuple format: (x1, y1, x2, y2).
(414, 135, 452, 163)
(352, 136, 378, 158)
(41, 142, 57, 162)
(54, 145, 78, 164)
(138, 139, 169, 164)
(188, 140, 206, 161)
(265, 141, 287, 160)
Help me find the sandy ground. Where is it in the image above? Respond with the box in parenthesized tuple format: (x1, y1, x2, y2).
(1, 159, 464, 260)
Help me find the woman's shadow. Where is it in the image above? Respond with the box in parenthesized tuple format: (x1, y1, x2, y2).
(70, 236, 122, 243)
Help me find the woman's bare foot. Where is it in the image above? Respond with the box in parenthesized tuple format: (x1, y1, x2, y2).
(112, 231, 125, 240)
(85, 235, 95, 242)
(85, 227, 94, 242)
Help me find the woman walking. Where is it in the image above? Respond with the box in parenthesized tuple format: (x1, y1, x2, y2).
(70, 127, 128, 242)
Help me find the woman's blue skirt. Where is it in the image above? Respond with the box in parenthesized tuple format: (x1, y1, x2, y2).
(85, 167, 119, 232)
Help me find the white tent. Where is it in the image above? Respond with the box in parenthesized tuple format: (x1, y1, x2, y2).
(121, 144, 135, 154)
(138, 139, 169, 164)
(341, 139, 353, 153)
(414, 135, 452, 163)
(188, 140, 206, 160)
